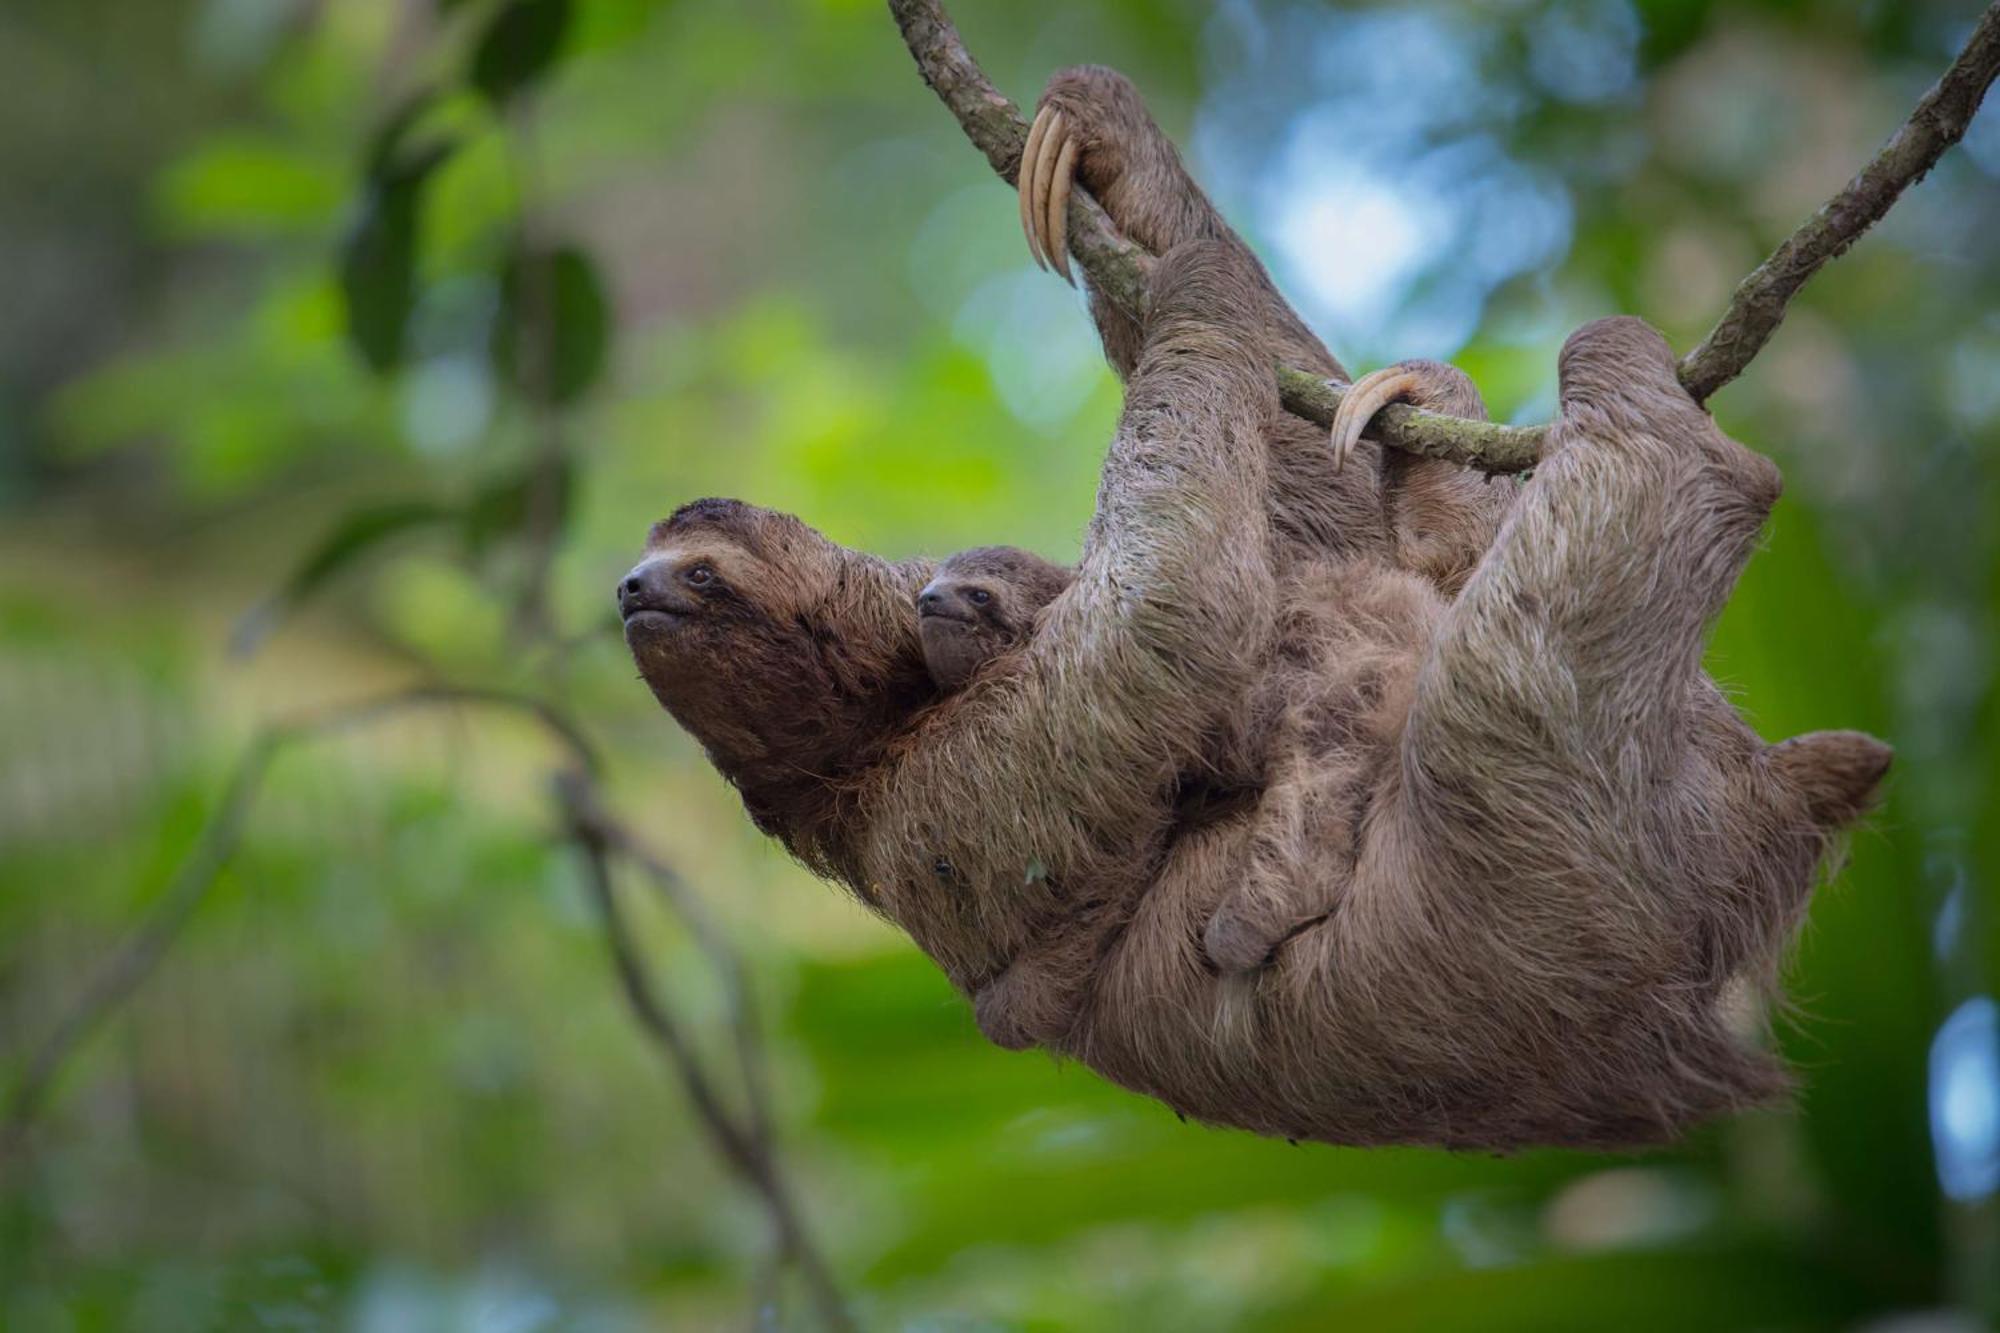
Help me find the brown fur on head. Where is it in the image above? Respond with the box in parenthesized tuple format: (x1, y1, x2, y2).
(619, 497, 936, 870)
(917, 546, 1073, 692)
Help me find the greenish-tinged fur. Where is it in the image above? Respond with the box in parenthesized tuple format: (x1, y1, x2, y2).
(621, 72, 1890, 1149)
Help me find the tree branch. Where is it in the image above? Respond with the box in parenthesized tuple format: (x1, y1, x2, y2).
(0, 732, 280, 1165)
(2, 685, 853, 1330)
(1679, 2, 2000, 400)
(557, 777, 775, 1150)
(888, 0, 2000, 471)
(555, 774, 853, 1333)
(0, 684, 602, 1169)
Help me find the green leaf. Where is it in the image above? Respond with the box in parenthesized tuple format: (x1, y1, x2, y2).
(232, 501, 457, 657)
(338, 185, 420, 373)
(339, 136, 456, 376)
(490, 243, 610, 406)
(469, 0, 573, 105)
(155, 135, 344, 237)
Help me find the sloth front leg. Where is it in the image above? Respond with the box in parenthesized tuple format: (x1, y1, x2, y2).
(1019, 65, 1224, 282)
(1019, 66, 1344, 381)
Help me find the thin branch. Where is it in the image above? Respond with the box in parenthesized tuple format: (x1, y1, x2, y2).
(888, 0, 1152, 316)
(0, 733, 279, 1164)
(1274, 367, 1543, 470)
(1, 684, 850, 1328)
(503, 96, 572, 647)
(1680, 1, 2000, 400)
(0, 684, 597, 1167)
(888, 0, 2000, 470)
(555, 774, 854, 1333)
(560, 779, 774, 1151)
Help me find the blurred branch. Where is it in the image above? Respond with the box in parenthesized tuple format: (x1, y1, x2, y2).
(0, 685, 596, 1168)
(1680, 1, 2000, 400)
(0, 681, 849, 1330)
(888, 0, 2000, 467)
(563, 781, 773, 1151)
(503, 97, 568, 646)
(555, 774, 853, 1333)
(0, 731, 279, 1167)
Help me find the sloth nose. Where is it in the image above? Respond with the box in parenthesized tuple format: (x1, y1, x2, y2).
(919, 588, 943, 612)
(618, 561, 672, 617)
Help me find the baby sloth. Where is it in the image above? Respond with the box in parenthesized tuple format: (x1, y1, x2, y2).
(917, 546, 1073, 691)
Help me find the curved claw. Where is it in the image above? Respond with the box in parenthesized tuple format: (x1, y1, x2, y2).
(1018, 104, 1079, 282)
(1046, 129, 1078, 285)
(1329, 368, 1422, 471)
(1029, 109, 1067, 277)
(1018, 105, 1056, 269)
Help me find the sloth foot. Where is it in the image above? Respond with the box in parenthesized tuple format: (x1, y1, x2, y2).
(1329, 366, 1426, 472)
(1329, 361, 1488, 470)
(1019, 102, 1081, 284)
(972, 959, 1081, 1052)
(1203, 900, 1281, 975)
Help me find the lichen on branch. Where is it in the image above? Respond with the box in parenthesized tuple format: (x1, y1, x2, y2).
(888, 0, 2000, 474)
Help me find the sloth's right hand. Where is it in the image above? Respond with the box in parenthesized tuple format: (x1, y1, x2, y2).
(1018, 94, 1086, 283)
(1018, 66, 1152, 285)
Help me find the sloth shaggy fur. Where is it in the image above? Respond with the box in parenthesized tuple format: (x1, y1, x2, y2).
(619, 71, 1891, 1149)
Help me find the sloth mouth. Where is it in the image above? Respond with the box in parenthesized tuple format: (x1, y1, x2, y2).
(919, 607, 977, 628)
(622, 607, 689, 632)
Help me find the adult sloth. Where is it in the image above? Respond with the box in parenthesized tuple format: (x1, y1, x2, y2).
(620, 241, 1888, 1149)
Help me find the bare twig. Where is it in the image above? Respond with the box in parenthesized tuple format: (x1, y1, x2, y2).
(556, 774, 853, 1333)
(503, 98, 571, 647)
(1273, 366, 1543, 470)
(888, 0, 2000, 470)
(1680, 2, 2000, 400)
(0, 733, 279, 1164)
(560, 780, 774, 1151)
(0, 684, 597, 1166)
(2, 681, 850, 1326)
(2, 691, 842, 1321)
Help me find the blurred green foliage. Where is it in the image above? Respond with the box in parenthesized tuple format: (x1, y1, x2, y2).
(2, 0, 1998, 1329)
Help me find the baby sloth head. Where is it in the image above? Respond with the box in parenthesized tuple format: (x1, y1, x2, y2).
(917, 546, 1073, 692)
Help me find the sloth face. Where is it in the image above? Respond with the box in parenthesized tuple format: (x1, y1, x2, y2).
(619, 497, 921, 791)
(917, 546, 1073, 692)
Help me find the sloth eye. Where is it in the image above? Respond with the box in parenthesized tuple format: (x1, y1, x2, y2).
(967, 588, 992, 606)
(684, 564, 716, 588)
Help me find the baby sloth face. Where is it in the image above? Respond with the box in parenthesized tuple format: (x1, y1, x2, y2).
(917, 546, 1073, 693)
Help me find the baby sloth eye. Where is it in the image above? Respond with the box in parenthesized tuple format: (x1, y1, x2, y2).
(684, 564, 716, 588)
(967, 588, 992, 606)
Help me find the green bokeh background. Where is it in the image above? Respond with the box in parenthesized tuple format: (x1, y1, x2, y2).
(2, 0, 1997, 1328)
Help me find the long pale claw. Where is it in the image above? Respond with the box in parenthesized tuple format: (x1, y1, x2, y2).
(1017, 104, 1081, 281)
(1329, 368, 1422, 472)
(1046, 129, 1078, 285)
(1018, 106, 1056, 269)
(1029, 109, 1067, 276)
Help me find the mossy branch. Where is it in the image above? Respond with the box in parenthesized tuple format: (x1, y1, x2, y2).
(1678, 2, 2000, 400)
(888, 0, 2000, 473)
